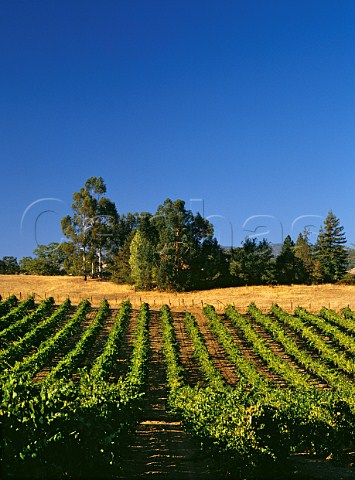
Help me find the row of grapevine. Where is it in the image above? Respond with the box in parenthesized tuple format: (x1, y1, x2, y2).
(1, 297, 354, 478)
(184, 311, 225, 389)
(271, 304, 355, 374)
(44, 298, 109, 381)
(320, 306, 355, 334)
(0, 298, 71, 368)
(226, 304, 312, 389)
(248, 303, 355, 401)
(0, 299, 150, 479)
(0, 294, 18, 317)
(90, 300, 131, 380)
(0, 296, 35, 331)
(0, 297, 54, 348)
(295, 306, 355, 355)
(341, 306, 355, 321)
(161, 304, 355, 472)
(10, 298, 90, 377)
(204, 303, 269, 389)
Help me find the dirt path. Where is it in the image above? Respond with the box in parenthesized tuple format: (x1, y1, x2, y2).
(116, 310, 225, 479)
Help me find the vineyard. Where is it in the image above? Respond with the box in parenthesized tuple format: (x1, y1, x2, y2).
(0, 295, 354, 479)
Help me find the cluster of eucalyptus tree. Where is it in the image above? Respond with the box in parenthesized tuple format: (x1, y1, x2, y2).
(59, 178, 225, 290)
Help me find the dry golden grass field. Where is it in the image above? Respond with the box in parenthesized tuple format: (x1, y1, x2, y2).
(1, 274, 355, 313)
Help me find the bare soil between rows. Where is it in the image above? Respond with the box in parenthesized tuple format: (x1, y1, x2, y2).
(112, 309, 354, 479)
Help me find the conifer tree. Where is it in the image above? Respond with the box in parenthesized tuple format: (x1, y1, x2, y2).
(276, 235, 305, 284)
(315, 210, 348, 282)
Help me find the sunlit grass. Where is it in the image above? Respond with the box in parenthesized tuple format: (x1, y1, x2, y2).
(0, 274, 354, 312)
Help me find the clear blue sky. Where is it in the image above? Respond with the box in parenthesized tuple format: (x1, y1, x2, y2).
(1, 0, 354, 259)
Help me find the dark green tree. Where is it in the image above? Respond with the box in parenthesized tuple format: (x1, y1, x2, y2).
(315, 210, 348, 282)
(19, 257, 37, 274)
(230, 238, 275, 285)
(114, 213, 139, 250)
(151, 199, 217, 291)
(276, 235, 306, 284)
(19, 243, 67, 275)
(190, 238, 229, 289)
(0, 256, 20, 274)
(60, 241, 83, 275)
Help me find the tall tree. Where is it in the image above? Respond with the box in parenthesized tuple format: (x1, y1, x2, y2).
(92, 195, 119, 277)
(151, 199, 216, 291)
(129, 230, 156, 290)
(61, 177, 118, 278)
(315, 210, 348, 283)
(61, 186, 94, 279)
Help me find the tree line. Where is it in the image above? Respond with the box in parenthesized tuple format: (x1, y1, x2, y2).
(3, 177, 354, 290)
